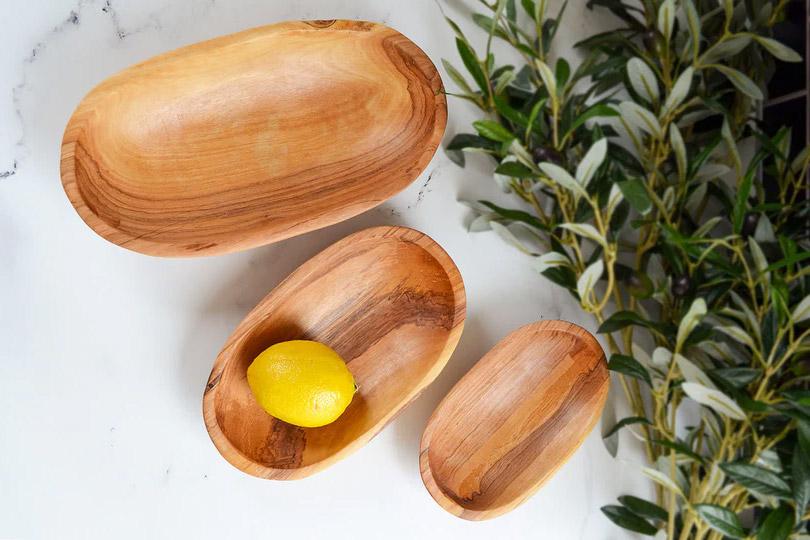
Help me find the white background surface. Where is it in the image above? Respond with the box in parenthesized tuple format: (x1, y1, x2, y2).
(1, 1, 650, 538)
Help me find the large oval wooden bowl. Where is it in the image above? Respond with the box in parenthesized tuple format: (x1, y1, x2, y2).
(60, 20, 446, 257)
(419, 321, 608, 520)
(203, 226, 465, 479)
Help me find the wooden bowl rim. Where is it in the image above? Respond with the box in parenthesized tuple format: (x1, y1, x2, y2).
(202, 225, 466, 479)
(418, 320, 607, 520)
(59, 20, 447, 257)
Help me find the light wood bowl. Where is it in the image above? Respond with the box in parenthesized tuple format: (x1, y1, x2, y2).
(203, 226, 465, 479)
(419, 321, 608, 520)
(60, 20, 446, 257)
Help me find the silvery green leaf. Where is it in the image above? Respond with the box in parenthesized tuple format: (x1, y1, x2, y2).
(695, 162, 731, 180)
(748, 238, 769, 282)
(721, 117, 742, 174)
(670, 124, 687, 182)
(642, 466, 684, 498)
(791, 294, 810, 323)
(791, 145, 809, 173)
(533, 251, 570, 273)
(699, 340, 735, 361)
(686, 182, 707, 218)
(535, 59, 557, 97)
(656, 455, 689, 492)
(469, 213, 496, 232)
(494, 68, 516, 94)
(607, 183, 623, 218)
(662, 186, 675, 212)
(706, 463, 725, 493)
(756, 449, 783, 473)
(576, 138, 608, 188)
(684, 0, 701, 58)
(508, 140, 537, 170)
(632, 343, 651, 366)
(716, 325, 755, 349)
(662, 68, 694, 116)
(619, 101, 663, 138)
(494, 155, 519, 192)
(754, 214, 776, 243)
(752, 35, 802, 62)
(658, 0, 676, 39)
(627, 57, 660, 102)
(652, 347, 672, 369)
(577, 259, 604, 302)
(539, 162, 587, 199)
(676, 298, 707, 351)
(442, 59, 474, 94)
(682, 382, 746, 420)
(559, 223, 608, 249)
(490, 221, 533, 254)
(694, 216, 722, 237)
(729, 291, 760, 339)
(714, 65, 763, 100)
(675, 353, 716, 388)
(678, 109, 718, 127)
(700, 35, 751, 63)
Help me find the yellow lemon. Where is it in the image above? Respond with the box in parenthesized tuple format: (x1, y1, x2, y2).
(246, 340, 355, 428)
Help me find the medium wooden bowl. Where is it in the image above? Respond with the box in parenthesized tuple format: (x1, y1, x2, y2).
(203, 226, 465, 479)
(419, 320, 608, 520)
(60, 20, 446, 257)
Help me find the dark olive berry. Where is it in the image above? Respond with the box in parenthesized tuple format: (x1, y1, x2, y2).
(642, 30, 659, 51)
(741, 212, 759, 238)
(532, 146, 563, 165)
(672, 275, 691, 297)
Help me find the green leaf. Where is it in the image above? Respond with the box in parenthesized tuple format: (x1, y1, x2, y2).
(608, 354, 652, 385)
(710, 367, 761, 388)
(653, 438, 704, 462)
(540, 163, 588, 199)
(619, 101, 663, 138)
(670, 124, 687, 181)
(479, 201, 546, 230)
(563, 103, 619, 139)
(456, 38, 490, 99)
(626, 57, 659, 103)
(473, 120, 516, 142)
(575, 138, 607, 188)
(598, 310, 667, 334)
(694, 504, 745, 538)
(441, 59, 474, 95)
(791, 294, 810, 323)
(732, 168, 754, 234)
(494, 161, 533, 177)
(793, 438, 810, 520)
(720, 462, 792, 499)
(701, 35, 751, 64)
(713, 65, 763, 100)
(683, 0, 701, 59)
(603, 416, 652, 439)
(618, 496, 667, 522)
(676, 298, 707, 351)
(662, 67, 694, 116)
(756, 505, 794, 540)
(577, 259, 604, 302)
(617, 177, 652, 214)
(657, 0, 675, 40)
(752, 35, 802, 62)
(600, 505, 657, 535)
(682, 383, 746, 420)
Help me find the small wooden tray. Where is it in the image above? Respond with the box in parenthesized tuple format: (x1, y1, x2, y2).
(420, 321, 608, 520)
(203, 226, 465, 479)
(60, 20, 446, 256)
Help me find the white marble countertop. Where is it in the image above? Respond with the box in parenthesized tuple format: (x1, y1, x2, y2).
(0, 1, 649, 538)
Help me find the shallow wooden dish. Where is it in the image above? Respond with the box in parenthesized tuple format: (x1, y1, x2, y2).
(60, 20, 446, 257)
(203, 226, 465, 479)
(419, 320, 608, 520)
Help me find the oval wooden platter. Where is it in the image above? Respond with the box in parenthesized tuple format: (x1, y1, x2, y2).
(419, 320, 608, 520)
(60, 20, 446, 257)
(203, 226, 465, 479)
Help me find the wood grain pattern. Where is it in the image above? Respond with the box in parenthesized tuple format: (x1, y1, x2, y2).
(419, 320, 608, 520)
(60, 20, 446, 257)
(203, 226, 465, 479)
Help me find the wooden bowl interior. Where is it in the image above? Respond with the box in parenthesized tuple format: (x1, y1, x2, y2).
(211, 233, 460, 472)
(421, 321, 607, 518)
